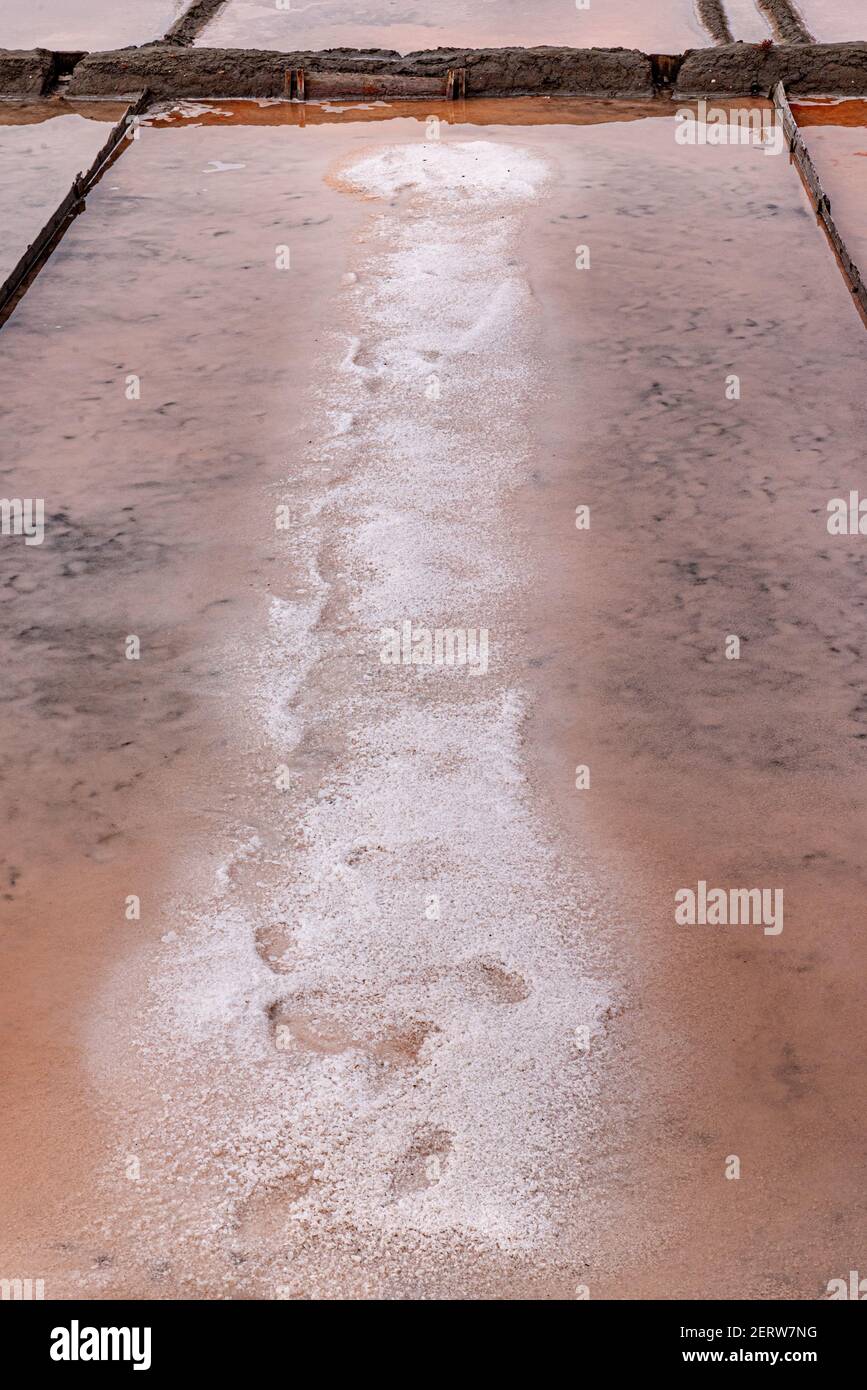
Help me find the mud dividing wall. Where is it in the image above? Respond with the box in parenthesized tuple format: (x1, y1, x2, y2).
(65, 44, 656, 100)
(0, 49, 55, 97)
(756, 0, 813, 43)
(676, 40, 867, 93)
(0, 40, 854, 101)
(166, 0, 230, 46)
(696, 0, 734, 44)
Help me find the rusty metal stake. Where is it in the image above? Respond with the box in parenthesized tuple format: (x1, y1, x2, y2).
(445, 67, 467, 100)
(285, 67, 306, 101)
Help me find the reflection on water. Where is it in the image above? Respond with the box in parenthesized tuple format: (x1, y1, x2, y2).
(3, 0, 865, 56)
(795, 0, 864, 41)
(718, 0, 772, 42)
(146, 93, 681, 128)
(791, 100, 867, 285)
(0, 0, 182, 49)
(0, 102, 126, 284)
(199, 0, 711, 54)
(792, 97, 867, 127)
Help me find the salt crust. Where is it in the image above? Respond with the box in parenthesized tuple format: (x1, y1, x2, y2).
(94, 138, 614, 1281)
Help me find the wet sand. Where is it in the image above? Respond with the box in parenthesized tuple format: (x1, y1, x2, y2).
(0, 98, 865, 1300)
(0, 102, 123, 284)
(198, 1, 713, 55)
(0, 0, 183, 50)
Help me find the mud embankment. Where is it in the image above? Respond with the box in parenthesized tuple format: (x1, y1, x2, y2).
(0, 49, 57, 97)
(3, 40, 867, 100)
(164, 0, 231, 47)
(64, 43, 655, 100)
(696, 1, 733, 46)
(757, 0, 814, 44)
(677, 39, 867, 93)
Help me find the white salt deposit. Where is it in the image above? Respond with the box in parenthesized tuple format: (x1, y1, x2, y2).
(98, 137, 616, 1285)
(146, 101, 235, 123)
(339, 139, 550, 204)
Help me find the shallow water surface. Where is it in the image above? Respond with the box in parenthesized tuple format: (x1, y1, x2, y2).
(0, 0, 182, 49)
(0, 102, 123, 284)
(0, 97, 865, 1300)
(792, 100, 867, 282)
(198, 0, 713, 54)
(794, 0, 866, 41)
(721, 0, 773, 42)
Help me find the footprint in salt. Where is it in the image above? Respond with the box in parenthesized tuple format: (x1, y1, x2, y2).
(254, 921, 298, 975)
(391, 1124, 454, 1200)
(460, 956, 531, 1004)
(269, 996, 352, 1056)
(268, 993, 437, 1071)
(233, 1166, 316, 1246)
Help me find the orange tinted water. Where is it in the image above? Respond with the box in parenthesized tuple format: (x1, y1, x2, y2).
(0, 99, 864, 1299)
(792, 98, 867, 127)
